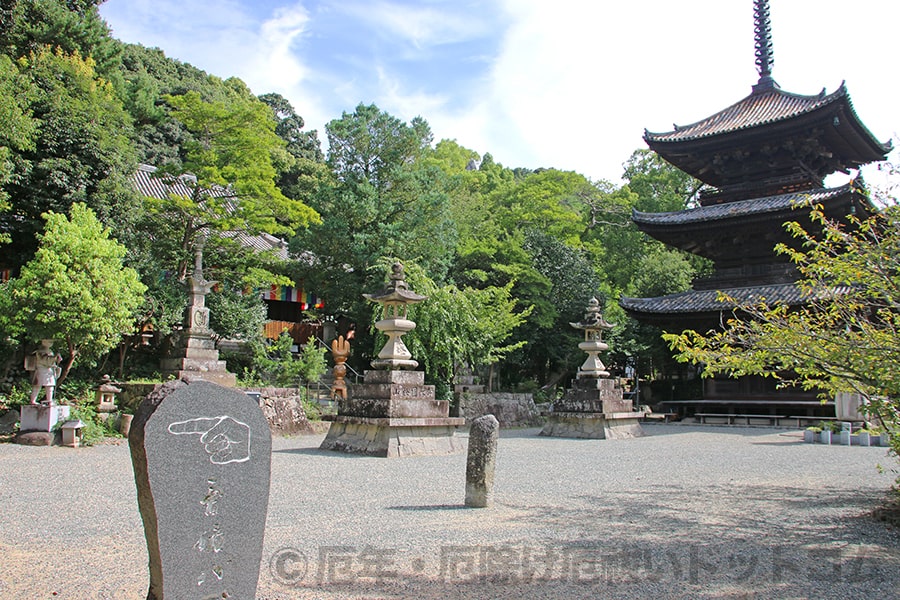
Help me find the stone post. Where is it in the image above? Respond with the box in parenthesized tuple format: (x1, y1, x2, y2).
(465, 414, 499, 508)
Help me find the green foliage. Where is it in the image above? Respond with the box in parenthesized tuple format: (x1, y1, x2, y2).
(0, 203, 147, 381)
(206, 285, 267, 341)
(665, 201, 900, 468)
(296, 335, 327, 384)
(0, 53, 35, 240)
(248, 331, 326, 388)
(371, 259, 530, 395)
(2, 47, 138, 269)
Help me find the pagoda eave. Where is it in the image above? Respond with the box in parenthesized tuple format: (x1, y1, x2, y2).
(645, 89, 890, 189)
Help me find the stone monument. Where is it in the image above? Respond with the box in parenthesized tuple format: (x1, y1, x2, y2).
(160, 244, 236, 387)
(319, 262, 465, 457)
(540, 297, 644, 439)
(129, 379, 271, 600)
(465, 414, 499, 508)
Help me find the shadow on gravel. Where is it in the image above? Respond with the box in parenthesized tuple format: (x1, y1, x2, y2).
(272, 447, 374, 458)
(387, 504, 468, 512)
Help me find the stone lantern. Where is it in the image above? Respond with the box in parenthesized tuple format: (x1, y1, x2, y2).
(571, 297, 615, 378)
(95, 375, 121, 414)
(319, 261, 465, 457)
(363, 262, 427, 370)
(540, 296, 644, 440)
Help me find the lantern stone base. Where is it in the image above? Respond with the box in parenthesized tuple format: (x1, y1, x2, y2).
(540, 412, 644, 439)
(319, 416, 466, 457)
(540, 376, 644, 439)
(320, 369, 465, 457)
(160, 330, 236, 387)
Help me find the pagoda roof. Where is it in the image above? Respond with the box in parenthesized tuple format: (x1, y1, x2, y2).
(646, 85, 848, 143)
(632, 183, 854, 229)
(643, 84, 891, 190)
(619, 282, 804, 323)
(631, 182, 869, 265)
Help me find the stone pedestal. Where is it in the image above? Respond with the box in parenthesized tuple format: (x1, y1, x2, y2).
(15, 404, 71, 445)
(161, 330, 236, 387)
(540, 377, 644, 439)
(320, 370, 465, 457)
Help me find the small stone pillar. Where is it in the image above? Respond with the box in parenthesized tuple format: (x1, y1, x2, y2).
(465, 414, 499, 508)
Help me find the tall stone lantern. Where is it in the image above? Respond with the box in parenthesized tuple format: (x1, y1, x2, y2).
(540, 296, 644, 439)
(364, 262, 426, 370)
(320, 262, 465, 457)
(572, 297, 615, 378)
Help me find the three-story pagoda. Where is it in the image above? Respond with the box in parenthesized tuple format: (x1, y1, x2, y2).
(620, 0, 891, 417)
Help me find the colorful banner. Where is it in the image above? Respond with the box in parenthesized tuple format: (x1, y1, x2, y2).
(260, 285, 324, 310)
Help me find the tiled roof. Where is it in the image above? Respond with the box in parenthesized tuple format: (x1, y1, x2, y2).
(619, 283, 805, 315)
(632, 184, 852, 228)
(644, 85, 847, 143)
(132, 163, 234, 201)
(131, 164, 289, 261)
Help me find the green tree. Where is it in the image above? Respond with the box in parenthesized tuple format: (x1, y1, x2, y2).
(0, 53, 36, 241)
(2, 47, 138, 269)
(292, 105, 453, 353)
(1, 0, 119, 75)
(0, 203, 147, 380)
(664, 201, 900, 461)
(371, 260, 529, 398)
(146, 85, 319, 279)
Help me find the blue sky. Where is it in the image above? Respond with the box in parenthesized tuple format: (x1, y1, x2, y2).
(99, 0, 899, 184)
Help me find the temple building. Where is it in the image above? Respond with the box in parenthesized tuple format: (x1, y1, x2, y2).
(619, 0, 891, 419)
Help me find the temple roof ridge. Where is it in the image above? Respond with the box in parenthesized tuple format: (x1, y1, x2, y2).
(644, 83, 848, 144)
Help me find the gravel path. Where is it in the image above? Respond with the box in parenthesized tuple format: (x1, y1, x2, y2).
(0, 424, 898, 599)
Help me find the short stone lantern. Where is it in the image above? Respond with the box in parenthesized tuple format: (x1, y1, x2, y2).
(540, 296, 645, 440)
(94, 375, 121, 419)
(61, 419, 86, 448)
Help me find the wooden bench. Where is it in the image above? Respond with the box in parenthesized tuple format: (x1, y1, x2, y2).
(642, 412, 678, 423)
(695, 413, 786, 426)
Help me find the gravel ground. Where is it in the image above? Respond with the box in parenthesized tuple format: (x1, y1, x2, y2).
(0, 424, 898, 600)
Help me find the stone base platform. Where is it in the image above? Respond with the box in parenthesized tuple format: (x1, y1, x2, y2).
(539, 412, 645, 439)
(14, 430, 59, 446)
(161, 369, 237, 387)
(319, 416, 466, 458)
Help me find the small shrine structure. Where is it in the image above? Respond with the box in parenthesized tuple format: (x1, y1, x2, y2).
(620, 0, 891, 419)
(541, 298, 644, 439)
(319, 262, 465, 457)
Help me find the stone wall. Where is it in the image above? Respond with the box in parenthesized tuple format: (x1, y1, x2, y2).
(120, 383, 316, 436)
(456, 392, 543, 428)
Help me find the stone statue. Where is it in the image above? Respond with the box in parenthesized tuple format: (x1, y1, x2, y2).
(24, 339, 62, 405)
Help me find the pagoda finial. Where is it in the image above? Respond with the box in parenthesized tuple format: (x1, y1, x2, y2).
(752, 0, 776, 92)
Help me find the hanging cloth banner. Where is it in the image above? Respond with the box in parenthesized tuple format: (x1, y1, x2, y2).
(260, 284, 324, 309)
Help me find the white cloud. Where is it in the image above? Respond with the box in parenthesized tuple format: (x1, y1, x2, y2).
(100, 0, 899, 183)
(340, 0, 490, 49)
